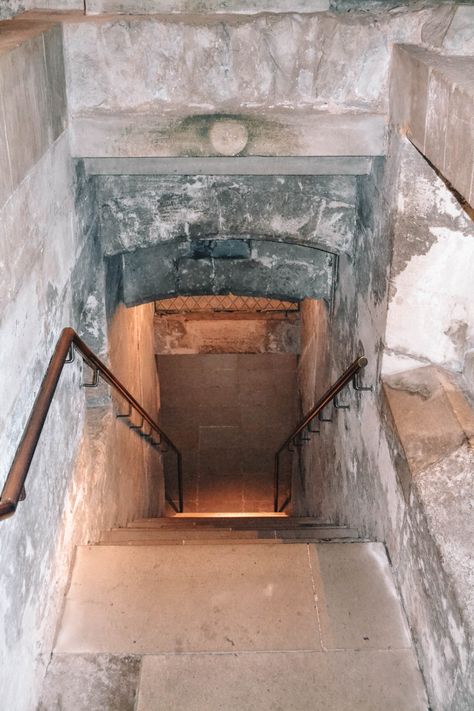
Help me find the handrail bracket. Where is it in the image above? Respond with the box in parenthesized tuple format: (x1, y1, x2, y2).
(273, 355, 371, 513)
(0, 328, 184, 522)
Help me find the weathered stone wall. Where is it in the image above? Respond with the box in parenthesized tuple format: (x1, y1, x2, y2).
(86, 0, 330, 13)
(1, 0, 458, 18)
(155, 312, 300, 355)
(383, 139, 474, 380)
(97, 174, 349, 306)
(106, 299, 164, 519)
(58, 5, 455, 157)
(121, 240, 335, 305)
(0, 22, 164, 711)
(295, 132, 474, 709)
(294, 153, 388, 522)
(97, 175, 357, 256)
(0, 0, 82, 17)
(62, 7, 453, 116)
(0, 130, 97, 711)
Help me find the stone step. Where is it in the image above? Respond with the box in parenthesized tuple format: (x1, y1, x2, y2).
(129, 516, 337, 529)
(100, 526, 359, 544)
(96, 537, 362, 546)
(173, 511, 288, 521)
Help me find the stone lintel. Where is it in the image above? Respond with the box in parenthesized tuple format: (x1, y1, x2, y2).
(71, 112, 386, 159)
(84, 156, 373, 176)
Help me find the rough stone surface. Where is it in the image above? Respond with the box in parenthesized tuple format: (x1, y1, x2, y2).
(390, 45, 474, 206)
(292, 132, 473, 710)
(383, 366, 473, 474)
(442, 4, 474, 56)
(0, 7, 472, 711)
(86, 0, 330, 13)
(416, 445, 474, 637)
(464, 350, 474, 396)
(0, 25, 163, 711)
(0, 132, 92, 711)
(121, 241, 335, 305)
(0, 1, 24, 20)
(0, 127, 163, 711)
(56, 6, 455, 156)
(155, 312, 300, 355)
(0, 22, 67, 205)
(136, 650, 427, 711)
(384, 139, 474, 373)
(397, 474, 473, 711)
(97, 175, 357, 257)
(62, 9, 453, 116)
(38, 654, 141, 711)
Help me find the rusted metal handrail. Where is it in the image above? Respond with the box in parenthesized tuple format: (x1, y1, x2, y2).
(274, 355, 369, 512)
(0, 327, 183, 521)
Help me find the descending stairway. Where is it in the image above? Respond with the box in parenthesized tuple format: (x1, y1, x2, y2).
(98, 514, 360, 545)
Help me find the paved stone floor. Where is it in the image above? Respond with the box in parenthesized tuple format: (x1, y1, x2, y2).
(40, 541, 428, 710)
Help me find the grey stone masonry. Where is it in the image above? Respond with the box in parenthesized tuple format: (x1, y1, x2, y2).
(86, 0, 330, 13)
(97, 174, 357, 257)
(121, 240, 335, 306)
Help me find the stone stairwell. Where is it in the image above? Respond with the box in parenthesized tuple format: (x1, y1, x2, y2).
(39, 514, 429, 711)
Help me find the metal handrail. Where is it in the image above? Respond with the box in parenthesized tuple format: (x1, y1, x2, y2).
(274, 355, 368, 512)
(0, 327, 183, 521)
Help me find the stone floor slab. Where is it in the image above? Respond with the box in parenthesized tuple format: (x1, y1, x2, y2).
(310, 542, 412, 650)
(55, 544, 321, 654)
(136, 650, 428, 711)
(38, 654, 141, 711)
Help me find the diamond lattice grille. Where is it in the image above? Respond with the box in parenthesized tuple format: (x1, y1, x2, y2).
(154, 295, 299, 314)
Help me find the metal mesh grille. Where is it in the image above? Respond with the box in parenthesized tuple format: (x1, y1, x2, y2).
(154, 295, 299, 314)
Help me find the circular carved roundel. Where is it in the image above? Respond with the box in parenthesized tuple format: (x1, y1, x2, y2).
(209, 119, 249, 156)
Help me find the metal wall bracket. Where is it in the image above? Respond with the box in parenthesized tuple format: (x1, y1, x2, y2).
(334, 395, 350, 410)
(116, 403, 132, 419)
(352, 374, 374, 392)
(65, 345, 75, 364)
(82, 367, 99, 388)
(141, 424, 153, 439)
(129, 417, 144, 431)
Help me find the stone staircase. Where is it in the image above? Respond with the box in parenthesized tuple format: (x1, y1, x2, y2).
(98, 514, 360, 545)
